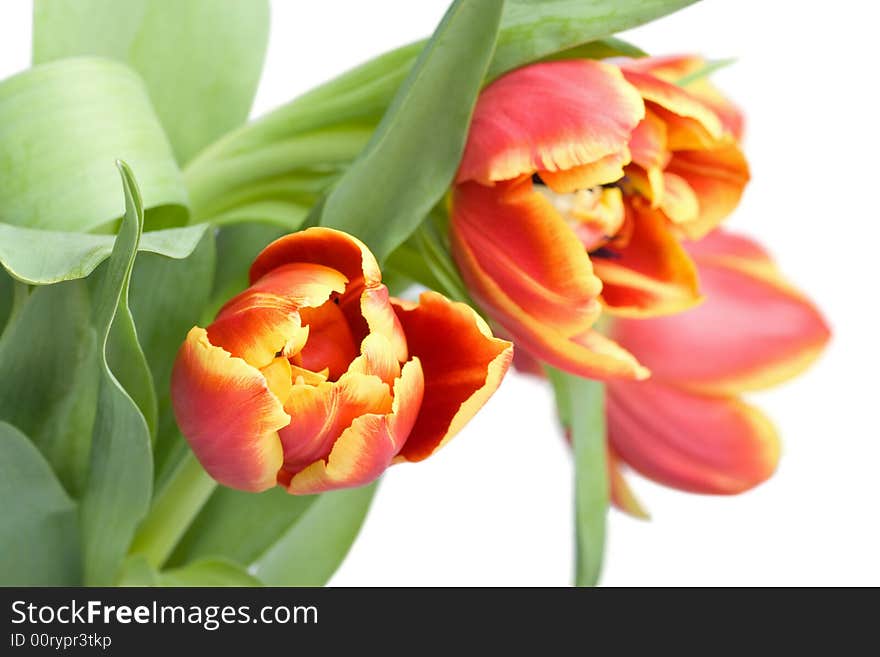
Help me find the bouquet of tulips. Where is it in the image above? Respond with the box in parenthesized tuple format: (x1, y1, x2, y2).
(0, 0, 829, 588)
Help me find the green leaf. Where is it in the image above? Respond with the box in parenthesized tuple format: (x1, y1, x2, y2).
(79, 162, 154, 585)
(0, 57, 187, 233)
(117, 554, 160, 586)
(0, 421, 80, 585)
(170, 482, 377, 586)
(169, 486, 319, 568)
(158, 559, 262, 587)
(128, 231, 216, 450)
(0, 282, 99, 496)
(548, 368, 608, 587)
(488, 0, 698, 78)
(33, 0, 270, 165)
(317, 0, 504, 261)
(0, 223, 209, 285)
(250, 483, 378, 586)
(210, 222, 287, 312)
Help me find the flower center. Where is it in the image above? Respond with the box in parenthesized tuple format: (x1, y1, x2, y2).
(532, 175, 626, 255)
(291, 294, 359, 380)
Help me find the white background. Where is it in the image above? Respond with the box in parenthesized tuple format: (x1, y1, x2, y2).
(2, 1, 878, 586)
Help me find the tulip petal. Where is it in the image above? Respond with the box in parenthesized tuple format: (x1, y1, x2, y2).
(457, 60, 644, 185)
(286, 360, 424, 494)
(659, 172, 699, 226)
(665, 146, 750, 239)
(391, 291, 513, 461)
(348, 332, 402, 387)
(454, 215, 647, 380)
(610, 232, 831, 394)
(607, 378, 780, 494)
(629, 110, 669, 174)
(592, 202, 701, 317)
(621, 69, 724, 148)
(452, 177, 603, 336)
(250, 226, 382, 289)
(361, 284, 408, 363)
(208, 262, 347, 368)
(206, 294, 307, 369)
(538, 149, 631, 194)
(278, 371, 392, 478)
(620, 55, 744, 139)
(171, 327, 287, 492)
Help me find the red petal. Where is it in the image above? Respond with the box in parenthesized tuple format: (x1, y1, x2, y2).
(452, 177, 603, 337)
(171, 327, 287, 492)
(286, 360, 424, 494)
(457, 60, 643, 184)
(391, 291, 513, 461)
(279, 371, 393, 477)
(607, 378, 780, 494)
(592, 202, 701, 317)
(610, 231, 831, 394)
(665, 146, 750, 239)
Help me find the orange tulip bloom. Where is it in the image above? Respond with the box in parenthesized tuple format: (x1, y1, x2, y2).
(172, 228, 512, 494)
(451, 56, 749, 380)
(605, 231, 830, 512)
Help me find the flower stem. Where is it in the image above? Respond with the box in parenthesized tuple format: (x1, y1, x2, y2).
(128, 449, 216, 568)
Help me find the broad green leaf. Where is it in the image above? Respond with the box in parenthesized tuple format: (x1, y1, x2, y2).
(33, 0, 270, 165)
(548, 368, 608, 587)
(158, 559, 261, 587)
(169, 486, 318, 568)
(318, 0, 505, 260)
(184, 130, 365, 226)
(251, 483, 378, 586)
(0, 282, 99, 496)
(0, 421, 80, 585)
(0, 223, 209, 285)
(79, 162, 154, 585)
(0, 57, 187, 233)
(488, 0, 698, 78)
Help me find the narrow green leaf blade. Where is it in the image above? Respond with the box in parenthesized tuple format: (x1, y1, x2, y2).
(33, 0, 270, 164)
(318, 0, 505, 261)
(158, 559, 262, 587)
(489, 0, 698, 78)
(79, 162, 154, 585)
(548, 369, 609, 587)
(0, 57, 187, 233)
(0, 223, 209, 285)
(128, 231, 216, 449)
(0, 421, 80, 585)
(169, 486, 318, 568)
(250, 483, 378, 586)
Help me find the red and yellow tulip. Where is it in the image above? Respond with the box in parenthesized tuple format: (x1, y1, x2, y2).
(172, 228, 512, 494)
(451, 56, 749, 380)
(605, 231, 830, 513)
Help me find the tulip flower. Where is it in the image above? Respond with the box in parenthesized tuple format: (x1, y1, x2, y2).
(451, 56, 749, 380)
(604, 231, 830, 513)
(172, 227, 512, 494)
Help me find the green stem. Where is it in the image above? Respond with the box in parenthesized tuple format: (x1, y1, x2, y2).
(547, 368, 608, 587)
(128, 449, 216, 568)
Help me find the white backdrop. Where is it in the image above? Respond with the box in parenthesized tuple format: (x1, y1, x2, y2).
(2, 1, 877, 586)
